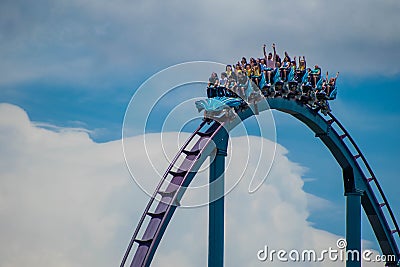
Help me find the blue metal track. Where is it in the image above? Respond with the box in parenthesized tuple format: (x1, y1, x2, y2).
(121, 97, 400, 267)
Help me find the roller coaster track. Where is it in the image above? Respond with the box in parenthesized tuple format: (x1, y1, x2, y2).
(121, 97, 400, 267)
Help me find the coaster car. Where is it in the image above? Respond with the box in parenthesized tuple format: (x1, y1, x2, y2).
(259, 73, 275, 97)
(272, 69, 284, 97)
(195, 96, 244, 120)
(286, 68, 300, 99)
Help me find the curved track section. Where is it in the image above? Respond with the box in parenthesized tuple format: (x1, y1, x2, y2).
(121, 120, 229, 267)
(122, 98, 399, 267)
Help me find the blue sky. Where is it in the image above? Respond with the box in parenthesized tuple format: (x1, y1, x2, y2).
(1, 0, 399, 266)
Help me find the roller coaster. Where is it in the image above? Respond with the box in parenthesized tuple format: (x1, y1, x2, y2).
(121, 66, 400, 266)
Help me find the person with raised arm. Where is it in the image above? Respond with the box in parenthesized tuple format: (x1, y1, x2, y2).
(298, 56, 306, 71)
(263, 43, 276, 85)
(327, 71, 339, 99)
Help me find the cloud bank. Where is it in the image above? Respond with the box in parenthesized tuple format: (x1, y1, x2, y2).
(0, 103, 384, 266)
(0, 0, 399, 87)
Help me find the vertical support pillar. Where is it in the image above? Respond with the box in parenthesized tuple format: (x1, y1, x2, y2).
(208, 147, 227, 267)
(345, 190, 363, 267)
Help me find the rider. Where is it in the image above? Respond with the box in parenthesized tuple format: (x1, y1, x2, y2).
(219, 72, 228, 87)
(208, 72, 219, 87)
(207, 72, 219, 98)
(327, 72, 339, 99)
(281, 52, 291, 81)
(225, 65, 236, 81)
(237, 72, 248, 99)
(311, 65, 321, 88)
(263, 43, 276, 85)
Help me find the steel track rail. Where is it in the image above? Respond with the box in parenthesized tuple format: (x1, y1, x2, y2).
(120, 121, 207, 267)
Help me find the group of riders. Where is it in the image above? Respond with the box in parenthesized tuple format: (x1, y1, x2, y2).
(205, 44, 339, 116)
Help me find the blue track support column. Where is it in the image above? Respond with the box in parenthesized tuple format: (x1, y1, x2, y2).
(208, 146, 227, 267)
(345, 190, 363, 267)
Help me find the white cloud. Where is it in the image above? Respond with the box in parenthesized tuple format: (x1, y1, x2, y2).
(0, 103, 385, 266)
(0, 103, 135, 266)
